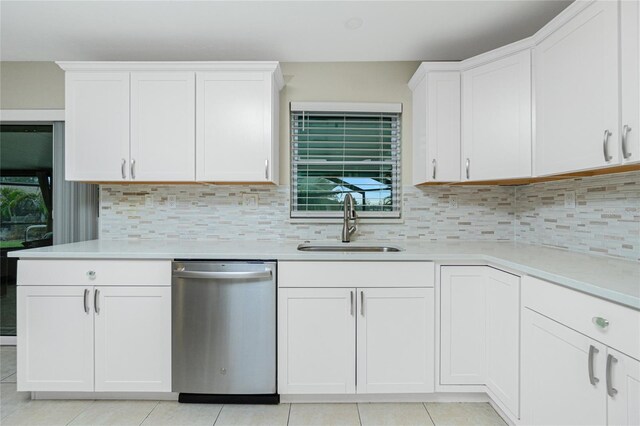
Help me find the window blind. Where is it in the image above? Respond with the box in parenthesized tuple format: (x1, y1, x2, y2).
(290, 105, 401, 218)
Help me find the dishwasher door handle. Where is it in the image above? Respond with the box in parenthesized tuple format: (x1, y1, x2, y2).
(173, 269, 272, 280)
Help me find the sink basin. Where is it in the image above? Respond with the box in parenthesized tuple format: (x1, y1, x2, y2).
(297, 243, 403, 252)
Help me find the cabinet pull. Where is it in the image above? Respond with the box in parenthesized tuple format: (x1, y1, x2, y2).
(606, 354, 618, 397)
(622, 125, 632, 159)
(83, 289, 90, 314)
(465, 158, 470, 180)
(592, 316, 609, 329)
(350, 291, 354, 316)
(432, 159, 437, 180)
(360, 290, 364, 316)
(588, 344, 599, 385)
(121, 159, 127, 179)
(94, 289, 100, 314)
(130, 159, 136, 180)
(603, 130, 613, 162)
(265, 159, 269, 180)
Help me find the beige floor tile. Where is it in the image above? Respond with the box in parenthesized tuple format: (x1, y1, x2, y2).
(359, 403, 434, 426)
(214, 403, 290, 426)
(1, 399, 93, 426)
(0, 383, 31, 419)
(424, 403, 506, 426)
(1, 373, 17, 383)
(69, 400, 159, 426)
(1, 346, 17, 380)
(289, 403, 360, 426)
(142, 400, 222, 426)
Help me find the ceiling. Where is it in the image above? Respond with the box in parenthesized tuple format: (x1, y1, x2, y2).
(0, 1, 572, 62)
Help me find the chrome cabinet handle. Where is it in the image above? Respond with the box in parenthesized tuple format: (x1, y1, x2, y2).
(360, 291, 364, 316)
(121, 159, 127, 179)
(94, 289, 100, 314)
(465, 158, 470, 180)
(592, 316, 609, 329)
(607, 354, 618, 397)
(265, 159, 269, 180)
(83, 289, 90, 314)
(350, 291, 354, 316)
(603, 130, 613, 162)
(130, 159, 136, 180)
(86, 270, 96, 280)
(588, 344, 600, 385)
(432, 159, 437, 180)
(172, 270, 272, 280)
(622, 125, 632, 159)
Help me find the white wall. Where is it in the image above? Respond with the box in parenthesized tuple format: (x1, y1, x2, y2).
(0, 60, 420, 183)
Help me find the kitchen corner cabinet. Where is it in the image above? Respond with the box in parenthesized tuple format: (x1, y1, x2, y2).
(461, 50, 532, 181)
(16, 260, 172, 393)
(57, 62, 283, 183)
(409, 65, 461, 184)
(440, 266, 520, 418)
(534, 0, 620, 175)
(621, 0, 640, 165)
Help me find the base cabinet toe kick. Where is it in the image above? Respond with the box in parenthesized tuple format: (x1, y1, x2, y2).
(14, 258, 640, 425)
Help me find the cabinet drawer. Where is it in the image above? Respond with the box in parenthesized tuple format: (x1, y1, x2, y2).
(279, 261, 434, 288)
(18, 260, 171, 286)
(522, 276, 640, 360)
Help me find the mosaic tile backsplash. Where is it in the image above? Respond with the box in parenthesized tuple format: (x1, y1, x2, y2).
(99, 171, 640, 261)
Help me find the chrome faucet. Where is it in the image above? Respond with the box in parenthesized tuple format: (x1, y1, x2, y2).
(341, 193, 358, 243)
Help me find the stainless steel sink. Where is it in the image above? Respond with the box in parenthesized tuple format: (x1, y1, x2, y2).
(297, 243, 403, 252)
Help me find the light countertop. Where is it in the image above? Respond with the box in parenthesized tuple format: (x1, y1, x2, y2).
(9, 239, 640, 310)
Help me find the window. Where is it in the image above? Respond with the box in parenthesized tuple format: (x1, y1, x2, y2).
(290, 102, 401, 219)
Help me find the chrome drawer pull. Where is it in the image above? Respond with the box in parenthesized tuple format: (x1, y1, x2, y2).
(83, 289, 90, 314)
(603, 130, 613, 162)
(592, 317, 609, 329)
(94, 289, 100, 314)
(622, 125, 632, 159)
(350, 291, 354, 316)
(588, 345, 599, 386)
(432, 159, 437, 180)
(87, 270, 96, 280)
(606, 354, 618, 397)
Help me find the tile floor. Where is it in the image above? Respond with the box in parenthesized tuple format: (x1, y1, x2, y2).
(0, 347, 506, 426)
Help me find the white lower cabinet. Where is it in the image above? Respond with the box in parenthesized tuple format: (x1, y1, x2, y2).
(608, 349, 640, 426)
(17, 283, 171, 393)
(17, 286, 94, 392)
(440, 266, 520, 418)
(278, 286, 434, 394)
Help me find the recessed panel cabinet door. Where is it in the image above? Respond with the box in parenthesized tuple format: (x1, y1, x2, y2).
(65, 72, 130, 181)
(535, 0, 619, 175)
(621, 0, 640, 165)
(94, 286, 171, 392)
(521, 309, 607, 426)
(607, 348, 640, 426)
(462, 50, 531, 181)
(278, 288, 356, 394)
(130, 72, 195, 181)
(356, 287, 434, 393)
(196, 71, 273, 182)
(440, 266, 486, 385)
(17, 286, 94, 391)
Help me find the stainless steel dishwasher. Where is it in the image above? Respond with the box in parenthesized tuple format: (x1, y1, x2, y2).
(172, 260, 277, 404)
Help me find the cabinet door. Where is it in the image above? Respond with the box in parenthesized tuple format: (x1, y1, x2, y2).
(440, 266, 486, 384)
(462, 50, 531, 181)
(621, 0, 640, 164)
(535, 0, 619, 175)
(94, 286, 171, 392)
(196, 71, 275, 182)
(130, 72, 195, 181)
(485, 268, 520, 418)
(357, 287, 434, 393)
(428, 72, 461, 182)
(278, 288, 355, 394)
(17, 286, 94, 391)
(521, 309, 606, 426)
(65, 72, 130, 181)
(607, 348, 640, 426)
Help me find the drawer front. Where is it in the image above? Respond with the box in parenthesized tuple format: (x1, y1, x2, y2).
(18, 260, 171, 286)
(279, 261, 434, 288)
(523, 276, 640, 360)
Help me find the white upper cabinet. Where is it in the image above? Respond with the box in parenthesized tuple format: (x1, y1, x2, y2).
(58, 62, 283, 183)
(462, 50, 532, 181)
(65, 72, 130, 181)
(130, 72, 195, 181)
(534, 0, 619, 175)
(196, 71, 279, 183)
(621, 0, 640, 164)
(409, 65, 461, 184)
